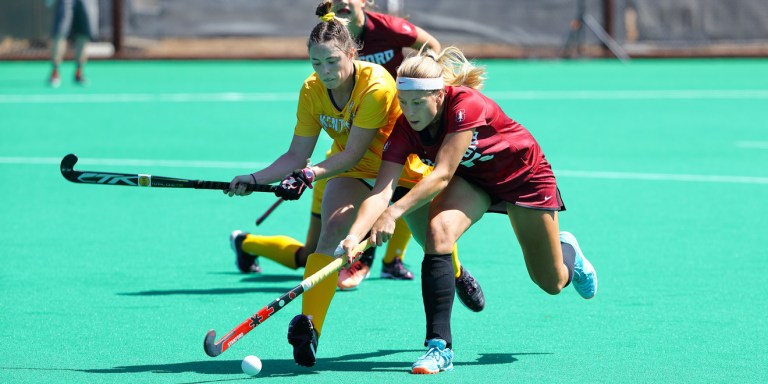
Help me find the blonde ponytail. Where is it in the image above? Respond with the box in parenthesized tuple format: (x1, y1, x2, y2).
(397, 46, 486, 90)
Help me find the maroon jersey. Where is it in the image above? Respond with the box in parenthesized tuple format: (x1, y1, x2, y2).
(357, 11, 419, 77)
(383, 86, 555, 201)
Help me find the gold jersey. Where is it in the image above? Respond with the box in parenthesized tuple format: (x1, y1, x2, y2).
(294, 60, 427, 188)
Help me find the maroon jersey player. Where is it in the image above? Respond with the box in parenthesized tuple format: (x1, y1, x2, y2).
(338, 47, 599, 374)
(384, 86, 564, 211)
(334, 0, 440, 77)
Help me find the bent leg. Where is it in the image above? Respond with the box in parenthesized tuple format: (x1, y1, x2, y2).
(420, 177, 489, 344)
(301, 177, 370, 334)
(315, 177, 370, 254)
(507, 205, 570, 295)
(426, 177, 489, 254)
(295, 177, 326, 266)
(242, 234, 303, 269)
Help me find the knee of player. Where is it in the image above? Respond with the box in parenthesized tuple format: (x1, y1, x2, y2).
(537, 278, 564, 295)
(427, 218, 457, 244)
(425, 234, 456, 254)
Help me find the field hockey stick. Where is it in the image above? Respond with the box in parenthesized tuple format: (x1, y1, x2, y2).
(255, 198, 284, 226)
(203, 239, 372, 357)
(60, 153, 276, 193)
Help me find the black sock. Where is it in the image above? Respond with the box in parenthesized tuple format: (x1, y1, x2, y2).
(421, 253, 454, 348)
(359, 246, 375, 267)
(294, 247, 305, 268)
(561, 242, 575, 287)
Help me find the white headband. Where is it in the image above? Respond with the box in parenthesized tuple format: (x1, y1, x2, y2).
(396, 77, 444, 91)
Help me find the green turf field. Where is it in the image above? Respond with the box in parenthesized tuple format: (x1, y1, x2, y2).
(1, 59, 767, 383)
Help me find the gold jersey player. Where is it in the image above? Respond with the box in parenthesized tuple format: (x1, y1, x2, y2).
(226, 3, 482, 368)
(230, 0, 484, 308)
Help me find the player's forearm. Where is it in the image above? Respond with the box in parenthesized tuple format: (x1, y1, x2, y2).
(312, 147, 366, 180)
(387, 171, 450, 220)
(349, 192, 392, 240)
(250, 152, 307, 184)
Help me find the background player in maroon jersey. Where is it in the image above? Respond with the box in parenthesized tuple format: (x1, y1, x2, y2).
(337, 46, 599, 374)
(334, 0, 440, 76)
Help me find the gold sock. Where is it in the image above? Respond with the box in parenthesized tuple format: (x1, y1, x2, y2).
(242, 235, 303, 269)
(452, 244, 462, 278)
(382, 218, 411, 264)
(301, 253, 338, 336)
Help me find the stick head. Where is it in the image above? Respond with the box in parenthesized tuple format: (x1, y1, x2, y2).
(203, 329, 223, 357)
(60, 153, 80, 182)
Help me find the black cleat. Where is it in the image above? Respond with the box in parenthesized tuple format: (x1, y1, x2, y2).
(455, 266, 485, 312)
(287, 314, 318, 367)
(230, 230, 261, 273)
(380, 257, 414, 280)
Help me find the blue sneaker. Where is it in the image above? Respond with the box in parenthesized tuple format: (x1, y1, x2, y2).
(411, 339, 454, 374)
(560, 231, 597, 299)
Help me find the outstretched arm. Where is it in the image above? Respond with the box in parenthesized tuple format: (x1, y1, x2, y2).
(337, 160, 403, 263)
(309, 125, 378, 180)
(385, 129, 474, 219)
(227, 134, 317, 196)
(411, 26, 441, 53)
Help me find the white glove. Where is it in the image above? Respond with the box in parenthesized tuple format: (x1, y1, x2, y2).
(333, 241, 346, 257)
(334, 234, 360, 257)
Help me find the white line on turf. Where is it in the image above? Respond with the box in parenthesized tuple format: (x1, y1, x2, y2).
(2, 157, 766, 184)
(487, 90, 768, 100)
(555, 170, 768, 185)
(0, 93, 296, 104)
(1, 90, 768, 104)
(735, 141, 768, 149)
(0, 157, 270, 169)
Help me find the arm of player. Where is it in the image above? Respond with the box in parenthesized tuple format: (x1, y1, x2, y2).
(226, 134, 317, 196)
(309, 124, 378, 180)
(384, 129, 474, 220)
(337, 161, 402, 264)
(411, 26, 441, 53)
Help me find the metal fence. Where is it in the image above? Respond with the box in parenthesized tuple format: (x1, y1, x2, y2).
(1, 0, 767, 60)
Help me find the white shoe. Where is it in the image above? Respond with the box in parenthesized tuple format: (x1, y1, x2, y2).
(560, 231, 597, 299)
(411, 338, 454, 374)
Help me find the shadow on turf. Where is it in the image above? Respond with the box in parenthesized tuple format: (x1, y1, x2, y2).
(116, 272, 316, 296)
(209, 272, 303, 284)
(117, 286, 294, 296)
(118, 272, 306, 296)
(59, 350, 539, 378)
(240, 274, 303, 283)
